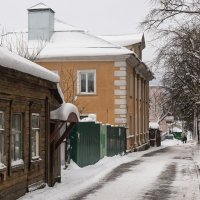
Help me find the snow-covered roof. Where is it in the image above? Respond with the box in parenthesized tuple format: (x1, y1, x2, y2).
(54, 19, 85, 32)
(28, 3, 54, 12)
(38, 26, 132, 59)
(149, 122, 159, 129)
(1, 20, 133, 59)
(0, 46, 59, 83)
(50, 103, 80, 121)
(56, 83, 65, 103)
(99, 34, 144, 47)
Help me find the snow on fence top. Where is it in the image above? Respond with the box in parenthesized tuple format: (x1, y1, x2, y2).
(0, 46, 59, 83)
(50, 103, 79, 122)
(80, 114, 97, 122)
(149, 122, 159, 130)
(172, 127, 182, 132)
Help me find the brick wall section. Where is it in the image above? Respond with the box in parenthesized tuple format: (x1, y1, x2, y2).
(114, 61, 127, 126)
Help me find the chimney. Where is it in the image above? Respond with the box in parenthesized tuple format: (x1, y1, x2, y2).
(28, 3, 55, 41)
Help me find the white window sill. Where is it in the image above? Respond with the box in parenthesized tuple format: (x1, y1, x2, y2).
(31, 156, 42, 163)
(0, 163, 6, 172)
(127, 134, 134, 139)
(11, 159, 24, 168)
(78, 93, 97, 96)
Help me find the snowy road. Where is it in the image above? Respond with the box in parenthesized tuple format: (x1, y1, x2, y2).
(19, 141, 200, 200)
(70, 145, 200, 200)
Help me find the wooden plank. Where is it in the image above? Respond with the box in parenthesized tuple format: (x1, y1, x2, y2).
(50, 122, 65, 143)
(55, 122, 76, 149)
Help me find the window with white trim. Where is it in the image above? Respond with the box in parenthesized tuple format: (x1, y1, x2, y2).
(31, 113, 40, 159)
(0, 112, 4, 163)
(78, 70, 96, 94)
(11, 113, 23, 162)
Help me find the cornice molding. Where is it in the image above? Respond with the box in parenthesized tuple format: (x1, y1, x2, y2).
(126, 55, 154, 81)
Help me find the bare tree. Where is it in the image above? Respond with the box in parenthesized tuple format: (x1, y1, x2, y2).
(159, 23, 200, 128)
(60, 67, 77, 104)
(59, 66, 87, 114)
(0, 29, 46, 61)
(142, 0, 200, 129)
(149, 86, 171, 124)
(142, 0, 200, 30)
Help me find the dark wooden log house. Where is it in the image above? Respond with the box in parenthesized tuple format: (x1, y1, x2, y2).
(0, 47, 79, 200)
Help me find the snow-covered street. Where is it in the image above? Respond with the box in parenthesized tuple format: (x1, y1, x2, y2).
(19, 140, 200, 200)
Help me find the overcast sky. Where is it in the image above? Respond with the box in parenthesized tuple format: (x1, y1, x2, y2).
(0, 0, 156, 60)
(0, 0, 163, 85)
(1, 0, 151, 34)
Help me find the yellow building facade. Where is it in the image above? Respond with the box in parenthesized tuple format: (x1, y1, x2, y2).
(38, 55, 152, 151)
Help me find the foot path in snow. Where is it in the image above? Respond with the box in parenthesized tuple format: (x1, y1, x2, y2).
(70, 145, 200, 200)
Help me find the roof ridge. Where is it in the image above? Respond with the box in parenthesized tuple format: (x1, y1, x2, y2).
(28, 2, 54, 12)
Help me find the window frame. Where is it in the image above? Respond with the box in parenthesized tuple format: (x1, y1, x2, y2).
(11, 113, 23, 164)
(0, 111, 4, 164)
(31, 113, 40, 160)
(77, 70, 96, 95)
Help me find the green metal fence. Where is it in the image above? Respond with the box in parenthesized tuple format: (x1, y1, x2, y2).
(173, 132, 182, 140)
(70, 122, 126, 167)
(70, 122, 100, 167)
(107, 126, 126, 156)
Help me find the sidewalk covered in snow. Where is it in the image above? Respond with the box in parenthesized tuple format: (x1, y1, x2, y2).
(19, 139, 200, 200)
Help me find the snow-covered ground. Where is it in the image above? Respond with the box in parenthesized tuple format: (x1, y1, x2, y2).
(19, 138, 198, 200)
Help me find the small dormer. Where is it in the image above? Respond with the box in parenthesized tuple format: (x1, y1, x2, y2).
(131, 34, 145, 60)
(28, 3, 55, 41)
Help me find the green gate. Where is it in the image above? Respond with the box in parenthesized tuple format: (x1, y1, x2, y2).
(70, 122, 100, 167)
(70, 122, 126, 167)
(107, 126, 126, 157)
